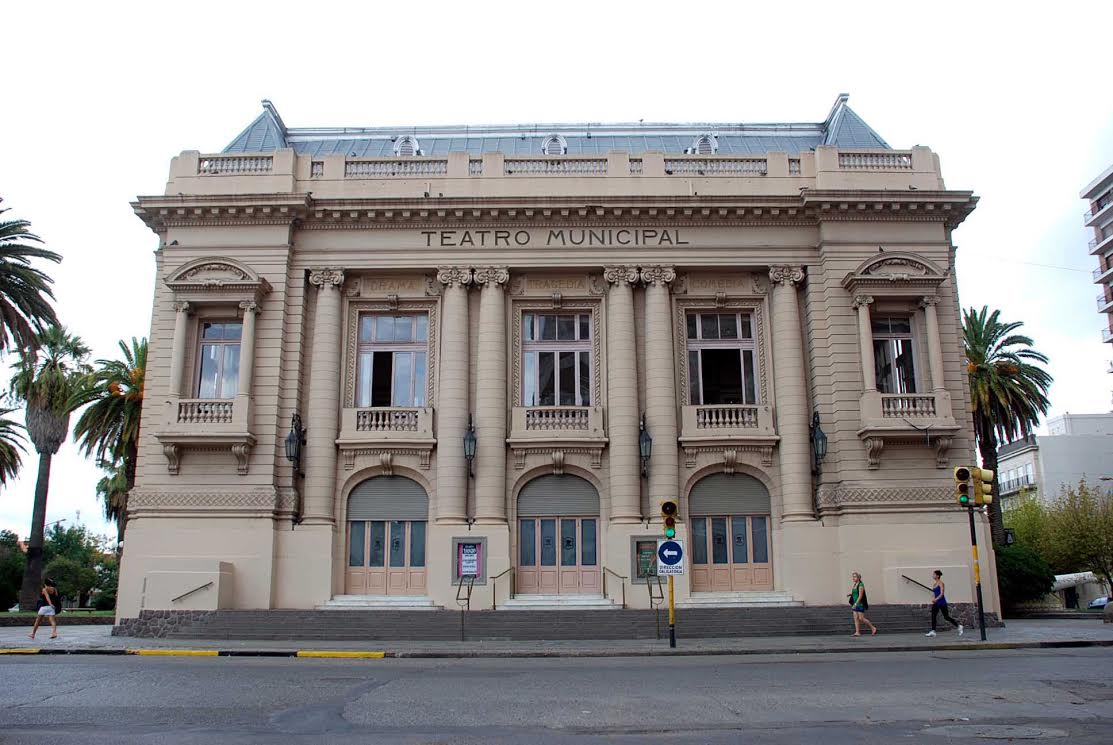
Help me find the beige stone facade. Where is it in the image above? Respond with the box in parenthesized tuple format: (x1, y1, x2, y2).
(119, 97, 999, 620)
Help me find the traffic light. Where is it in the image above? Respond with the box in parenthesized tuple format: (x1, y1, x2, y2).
(953, 466, 971, 506)
(660, 499, 678, 539)
(971, 468, 994, 506)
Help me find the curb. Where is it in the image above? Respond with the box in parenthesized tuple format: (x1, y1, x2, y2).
(0, 639, 1110, 659)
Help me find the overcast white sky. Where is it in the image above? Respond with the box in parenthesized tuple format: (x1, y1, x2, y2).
(2, 2, 1112, 540)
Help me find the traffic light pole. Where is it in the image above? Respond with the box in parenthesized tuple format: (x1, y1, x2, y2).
(967, 506, 988, 641)
(667, 575, 676, 648)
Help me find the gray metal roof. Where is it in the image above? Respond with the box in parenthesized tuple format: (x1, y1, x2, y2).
(222, 94, 891, 156)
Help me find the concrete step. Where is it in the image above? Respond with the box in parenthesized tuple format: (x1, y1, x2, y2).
(678, 591, 802, 608)
(498, 594, 619, 611)
(317, 595, 440, 610)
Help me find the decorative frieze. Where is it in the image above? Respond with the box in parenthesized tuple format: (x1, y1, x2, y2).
(817, 484, 955, 513)
(128, 487, 280, 512)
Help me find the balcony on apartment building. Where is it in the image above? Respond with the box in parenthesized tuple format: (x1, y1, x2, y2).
(999, 474, 1036, 497)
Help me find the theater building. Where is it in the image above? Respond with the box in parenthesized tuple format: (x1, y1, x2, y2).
(119, 95, 997, 620)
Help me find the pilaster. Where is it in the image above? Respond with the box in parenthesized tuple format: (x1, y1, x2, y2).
(473, 266, 509, 523)
(436, 266, 472, 523)
(302, 269, 344, 524)
(604, 265, 641, 523)
(640, 265, 679, 511)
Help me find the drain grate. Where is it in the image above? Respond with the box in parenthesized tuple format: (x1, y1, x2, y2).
(923, 724, 1068, 739)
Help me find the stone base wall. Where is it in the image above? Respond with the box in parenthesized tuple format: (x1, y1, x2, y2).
(113, 610, 216, 638)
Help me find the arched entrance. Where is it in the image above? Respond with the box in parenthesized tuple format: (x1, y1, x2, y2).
(516, 474, 600, 595)
(688, 473, 773, 592)
(345, 476, 428, 595)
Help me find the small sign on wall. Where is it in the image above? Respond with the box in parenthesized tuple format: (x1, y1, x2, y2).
(451, 537, 487, 583)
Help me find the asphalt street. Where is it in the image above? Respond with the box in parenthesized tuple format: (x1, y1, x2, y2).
(0, 648, 1110, 744)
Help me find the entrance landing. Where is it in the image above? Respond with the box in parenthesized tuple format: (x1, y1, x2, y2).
(498, 594, 619, 611)
(318, 595, 439, 611)
(678, 591, 801, 609)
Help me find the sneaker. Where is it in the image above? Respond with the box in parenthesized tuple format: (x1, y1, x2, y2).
(925, 631, 936, 637)
(957, 624, 964, 636)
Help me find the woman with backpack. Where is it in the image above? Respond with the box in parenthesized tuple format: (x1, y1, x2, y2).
(925, 569, 963, 637)
(29, 578, 61, 640)
(848, 571, 878, 636)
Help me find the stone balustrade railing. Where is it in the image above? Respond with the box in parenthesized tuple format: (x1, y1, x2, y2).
(198, 156, 273, 174)
(177, 399, 234, 424)
(468, 159, 484, 176)
(504, 158, 608, 176)
(880, 394, 937, 417)
(345, 160, 448, 178)
(694, 405, 760, 429)
(355, 408, 421, 432)
(664, 158, 767, 176)
(837, 151, 913, 170)
(524, 407, 591, 431)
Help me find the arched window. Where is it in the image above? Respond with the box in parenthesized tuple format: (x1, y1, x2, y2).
(394, 135, 420, 157)
(690, 134, 716, 155)
(541, 134, 567, 156)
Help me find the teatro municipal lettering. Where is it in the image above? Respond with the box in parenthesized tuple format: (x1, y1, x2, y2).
(421, 228, 689, 248)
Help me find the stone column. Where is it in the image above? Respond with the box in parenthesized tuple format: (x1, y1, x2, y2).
(853, 295, 876, 392)
(640, 266, 679, 508)
(302, 269, 344, 524)
(769, 265, 814, 522)
(168, 301, 192, 397)
(436, 267, 472, 523)
(236, 301, 258, 399)
(605, 266, 642, 523)
(473, 266, 508, 523)
(920, 296, 946, 392)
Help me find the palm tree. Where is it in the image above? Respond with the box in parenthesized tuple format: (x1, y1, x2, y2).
(94, 463, 129, 546)
(10, 326, 90, 609)
(0, 202, 61, 353)
(963, 306, 1052, 545)
(73, 337, 147, 545)
(0, 403, 25, 486)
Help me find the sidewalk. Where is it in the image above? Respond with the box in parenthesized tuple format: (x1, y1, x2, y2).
(1, 619, 1111, 658)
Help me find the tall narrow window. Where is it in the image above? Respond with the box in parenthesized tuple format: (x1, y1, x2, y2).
(872, 316, 917, 394)
(356, 313, 429, 407)
(197, 321, 242, 399)
(686, 312, 758, 405)
(522, 312, 592, 406)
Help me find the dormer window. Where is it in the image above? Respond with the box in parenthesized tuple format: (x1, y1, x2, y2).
(541, 134, 568, 156)
(394, 136, 421, 157)
(689, 134, 717, 155)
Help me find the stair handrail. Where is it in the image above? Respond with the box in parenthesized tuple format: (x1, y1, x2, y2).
(901, 574, 934, 593)
(456, 574, 476, 642)
(490, 567, 514, 610)
(646, 574, 665, 639)
(602, 567, 628, 609)
(171, 581, 214, 604)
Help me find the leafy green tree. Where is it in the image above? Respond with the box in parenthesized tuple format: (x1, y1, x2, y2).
(9, 326, 90, 609)
(73, 337, 146, 545)
(0, 530, 26, 610)
(1003, 490, 1048, 554)
(1043, 480, 1113, 592)
(963, 306, 1052, 545)
(994, 543, 1055, 607)
(0, 402, 25, 486)
(0, 201, 61, 353)
(43, 556, 97, 607)
(93, 556, 118, 611)
(42, 523, 101, 568)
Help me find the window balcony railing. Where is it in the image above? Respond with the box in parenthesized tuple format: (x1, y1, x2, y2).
(339, 407, 435, 444)
(693, 405, 760, 430)
(355, 408, 422, 432)
(509, 406, 606, 443)
(524, 406, 592, 431)
(1084, 200, 1113, 225)
(1103, 328, 1113, 343)
(679, 404, 776, 443)
(1000, 475, 1035, 495)
(1098, 293, 1113, 311)
(880, 394, 937, 418)
(1090, 234, 1113, 255)
(177, 399, 234, 425)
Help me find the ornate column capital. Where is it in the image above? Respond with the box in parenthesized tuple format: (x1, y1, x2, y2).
(603, 265, 639, 287)
(639, 265, 676, 287)
(473, 266, 509, 287)
(852, 295, 874, 309)
(309, 268, 345, 289)
(238, 300, 259, 314)
(769, 265, 805, 287)
(436, 266, 473, 288)
(918, 295, 940, 308)
(174, 301, 193, 314)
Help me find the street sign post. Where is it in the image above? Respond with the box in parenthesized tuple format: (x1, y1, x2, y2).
(657, 540, 684, 575)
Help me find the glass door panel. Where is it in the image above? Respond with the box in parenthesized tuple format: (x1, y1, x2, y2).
(711, 518, 729, 564)
(368, 521, 386, 567)
(389, 521, 406, 568)
(560, 519, 577, 566)
(349, 521, 366, 567)
(540, 520, 557, 566)
(409, 522, 426, 568)
(581, 519, 597, 566)
(691, 519, 708, 564)
(519, 520, 537, 566)
(731, 517, 749, 564)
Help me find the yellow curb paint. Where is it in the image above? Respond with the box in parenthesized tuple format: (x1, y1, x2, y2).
(126, 649, 219, 657)
(295, 650, 386, 659)
(0, 648, 41, 654)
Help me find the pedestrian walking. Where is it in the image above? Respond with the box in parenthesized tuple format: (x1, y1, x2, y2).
(847, 572, 877, 636)
(925, 569, 963, 637)
(29, 578, 60, 640)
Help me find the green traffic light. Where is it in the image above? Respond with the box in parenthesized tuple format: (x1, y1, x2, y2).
(959, 495, 969, 505)
(665, 527, 676, 538)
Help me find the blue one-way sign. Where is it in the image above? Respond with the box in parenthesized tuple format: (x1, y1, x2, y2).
(657, 539, 685, 574)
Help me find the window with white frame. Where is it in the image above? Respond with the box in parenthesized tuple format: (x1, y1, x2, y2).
(872, 316, 917, 394)
(197, 321, 242, 399)
(542, 134, 567, 156)
(356, 314, 429, 407)
(685, 312, 758, 405)
(522, 313, 592, 407)
(394, 136, 420, 157)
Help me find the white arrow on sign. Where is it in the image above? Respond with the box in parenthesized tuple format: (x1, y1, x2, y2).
(663, 549, 679, 558)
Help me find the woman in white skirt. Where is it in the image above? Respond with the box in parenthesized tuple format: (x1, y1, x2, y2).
(29, 578, 60, 640)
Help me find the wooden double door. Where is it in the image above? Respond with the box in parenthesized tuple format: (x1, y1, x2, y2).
(345, 519, 427, 595)
(516, 517, 600, 594)
(690, 514, 772, 592)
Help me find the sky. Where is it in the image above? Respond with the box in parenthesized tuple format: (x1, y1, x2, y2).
(2, 1, 1112, 540)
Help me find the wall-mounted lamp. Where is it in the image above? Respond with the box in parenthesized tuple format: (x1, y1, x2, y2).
(463, 414, 477, 478)
(284, 413, 306, 477)
(639, 414, 653, 478)
(809, 410, 828, 476)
